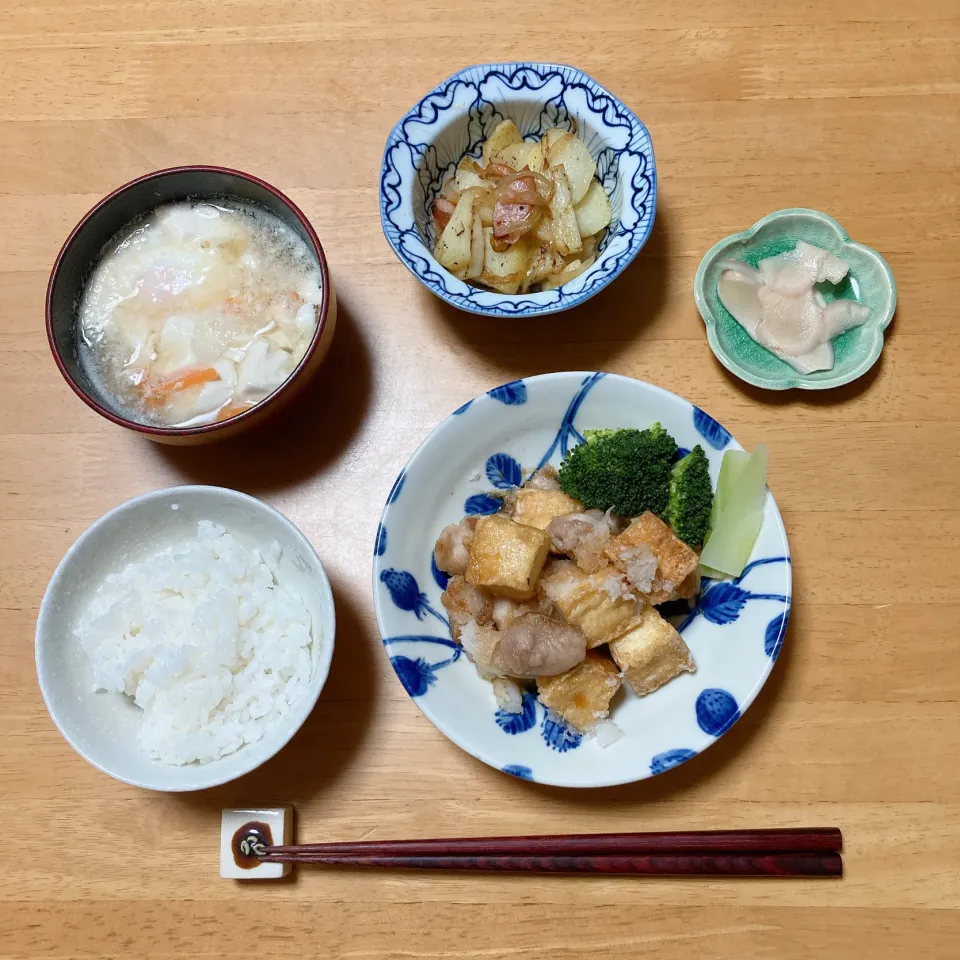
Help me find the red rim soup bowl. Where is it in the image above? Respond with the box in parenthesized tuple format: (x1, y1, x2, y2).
(46, 165, 337, 445)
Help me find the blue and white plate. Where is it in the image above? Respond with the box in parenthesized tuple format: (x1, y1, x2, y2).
(380, 63, 656, 317)
(372, 373, 791, 787)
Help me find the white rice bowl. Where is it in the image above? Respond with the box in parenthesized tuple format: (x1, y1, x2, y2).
(36, 486, 335, 792)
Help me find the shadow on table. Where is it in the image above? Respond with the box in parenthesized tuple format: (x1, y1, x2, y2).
(147, 299, 372, 495)
(427, 204, 673, 377)
(499, 601, 800, 806)
(715, 349, 885, 406)
(172, 580, 376, 812)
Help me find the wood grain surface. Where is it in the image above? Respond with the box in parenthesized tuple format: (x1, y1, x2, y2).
(1, 1, 958, 957)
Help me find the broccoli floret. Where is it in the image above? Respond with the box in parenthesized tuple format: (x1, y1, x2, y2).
(665, 445, 713, 547)
(558, 424, 678, 517)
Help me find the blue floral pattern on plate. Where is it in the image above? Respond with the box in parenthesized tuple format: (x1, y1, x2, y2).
(488, 381, 527, 405)
(374, 522, 387, 557)
(695, 689, 741, 737)
(675, 557, 792, 635)
(379, 63, 657, 318)
(650, 749, 697, 775)
(503, 764, 534, 780)
(464, 493, 502, 516)
(373, 372, 792, 788)
(485, 453, 522, 489)
(495, 691, 538, 735)
(693, 407, 732, 450)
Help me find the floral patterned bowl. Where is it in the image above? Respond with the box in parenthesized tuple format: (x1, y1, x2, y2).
(379, 63, 656, 317)
(372, 372, 792, 787)
(694, 208, 896, 390)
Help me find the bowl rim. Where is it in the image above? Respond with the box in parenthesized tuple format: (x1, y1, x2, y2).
(371, 371, 792, 787)
(379, 61, 657, 318)
(693, 207, 898, 391)
(46, 164, 333, 436)
(35, 484, 337, 792)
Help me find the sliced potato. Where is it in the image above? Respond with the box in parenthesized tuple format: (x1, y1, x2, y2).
(494, 141, 535, 170)
(533, 215, 554, 247)
(466, 213, 484, 281)
(482, 119, 523, 165)
(482, 276, 521, 295)
(521, 245, 563, 292)
(581, 233, 599, 259)
(525, 139, 547, 173)
(477, 197, 495, 228)
(574, 179, 612, 237)
(483, 226, 530, 280)
(542, 127, 571, 152)
(466, 183, 495, 227)
(434, 192, 474, 277)
(547, 166, 582, 257)
(541, 255, 595, 290)
(547, 134, 596, 203)
(454, 157, 488, 192)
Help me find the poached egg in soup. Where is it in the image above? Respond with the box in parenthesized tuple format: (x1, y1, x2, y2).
(78, 200, 322, 427)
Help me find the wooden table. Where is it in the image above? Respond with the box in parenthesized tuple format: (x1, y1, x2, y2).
(2, 1, 958, 956)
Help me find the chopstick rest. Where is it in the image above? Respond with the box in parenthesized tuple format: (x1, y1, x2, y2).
(220, 807, 294, 879)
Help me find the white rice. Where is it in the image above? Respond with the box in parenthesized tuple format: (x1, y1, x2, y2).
(75, 520, 314, 765)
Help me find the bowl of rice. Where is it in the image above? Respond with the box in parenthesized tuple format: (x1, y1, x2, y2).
(36, 485, 335, 791)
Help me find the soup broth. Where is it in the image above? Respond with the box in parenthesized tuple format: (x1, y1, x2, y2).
(78, 200, 322, 427)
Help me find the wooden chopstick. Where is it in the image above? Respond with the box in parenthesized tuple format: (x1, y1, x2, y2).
(262, 827, 842, 859)
(258, 851, 842, 877)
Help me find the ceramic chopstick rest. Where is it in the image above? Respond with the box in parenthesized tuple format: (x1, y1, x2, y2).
(220, 807, 293, 879)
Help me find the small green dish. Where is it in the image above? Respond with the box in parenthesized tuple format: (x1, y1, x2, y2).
(694, 208, 896, 391)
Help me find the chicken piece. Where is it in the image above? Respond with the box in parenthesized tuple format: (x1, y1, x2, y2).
(491, 597, 538, 631)
(492, 677, 525, 714)
(539, 559, 642, 648)
(513, 489, 583, 531)
(500, 613, 587, 679)
(536, 651, 621, 733)
(459, 620, 508, 680)
(525, 466, 561, 491)
(616, 543, 659, 594)
(604, 512, 699, 604)
(434, 517, 477, 576)
(500, 488, 518, 517)
(440, 575, 493, 641)
(466, 514, 551, 600)
(609, 606, 696, 696)
(545, 511, 611, 574)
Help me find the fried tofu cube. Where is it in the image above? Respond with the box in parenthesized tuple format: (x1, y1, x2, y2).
(609, 606, 696, 696)
(539, 560, 641, 648)
(512, 489, 583, 531)
(466, 515, 551, 600)
(537, 651, 621, 732)
(674, 569, 701, 601)
(604, 512, 700, 604)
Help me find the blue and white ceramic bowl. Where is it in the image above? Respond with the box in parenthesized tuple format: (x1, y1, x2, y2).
(372, 372, 792, 788)
(380, 63, 657, 318)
